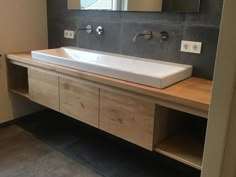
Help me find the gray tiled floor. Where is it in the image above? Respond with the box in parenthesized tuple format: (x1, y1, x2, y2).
(0, 110, 200, 177)
(0, 126, 102, 177)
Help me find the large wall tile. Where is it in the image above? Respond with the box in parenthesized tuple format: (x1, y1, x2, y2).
(47, 0, 223, 80)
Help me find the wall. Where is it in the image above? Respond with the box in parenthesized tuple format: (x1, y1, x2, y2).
(47, 0, 223, 80)
(0, 0, 48, 123)
(201, 0, 236, 176)
(221, 90, 236, 177)
(0, 0, 48, 53)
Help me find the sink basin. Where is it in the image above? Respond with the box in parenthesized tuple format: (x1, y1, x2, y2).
(31, 47, 192, 88)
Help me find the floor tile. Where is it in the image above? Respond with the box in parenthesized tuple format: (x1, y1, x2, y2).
(0, 110, 200, 177)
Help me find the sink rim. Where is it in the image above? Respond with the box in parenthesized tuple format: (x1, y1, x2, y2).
(31, 47, 193, 88)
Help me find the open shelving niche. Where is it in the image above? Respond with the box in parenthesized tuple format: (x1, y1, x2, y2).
(154, 106, 207, 170)
(8, 63, 29, 98)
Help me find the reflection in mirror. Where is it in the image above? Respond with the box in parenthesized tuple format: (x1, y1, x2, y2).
(68, 0, 163, 11)
(81, 0, 113, 10)
(68, 0, 200, 12)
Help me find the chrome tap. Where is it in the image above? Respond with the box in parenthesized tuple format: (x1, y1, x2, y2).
(74, 25, 92, 35)
(133, 30, 152, 43)
(96, 26, 104, 35)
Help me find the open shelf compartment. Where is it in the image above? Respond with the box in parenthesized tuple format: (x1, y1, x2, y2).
(8, 63, 29, 98)
(154, 106, 207, 170)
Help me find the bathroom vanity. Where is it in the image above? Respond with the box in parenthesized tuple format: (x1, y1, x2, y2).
(6, 50, 212, 170)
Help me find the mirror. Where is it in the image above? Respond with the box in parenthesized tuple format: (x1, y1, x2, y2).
(68, 0, 200, 12)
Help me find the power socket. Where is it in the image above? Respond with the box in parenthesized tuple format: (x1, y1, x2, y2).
(181, 40, 202, 54)
(191, 41, 202, 54)
(64, 30, 75, 39)
(181, 41, 191, 52)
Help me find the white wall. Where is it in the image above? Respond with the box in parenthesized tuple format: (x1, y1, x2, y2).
(201, 0, 236, 176)
(0, 0, 48, 123)
(0, 0, 48, 53)
(220, 89, 236, 177)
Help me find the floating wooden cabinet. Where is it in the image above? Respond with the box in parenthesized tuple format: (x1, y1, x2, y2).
(60, 77, 99, 128)
(7, 53, 213, 170)
(28, 68, 59, 111)
(100, 89, 156, 150)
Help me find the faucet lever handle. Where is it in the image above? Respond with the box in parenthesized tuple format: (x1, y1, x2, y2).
(160, 31, 168, 43)
(96, 26, 104, 35)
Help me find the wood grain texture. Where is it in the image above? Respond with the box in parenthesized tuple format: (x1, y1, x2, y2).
(28, 68, 59, 111)
(60, 77, 99, 128)
(100, 89, 156, 150)
(154, 106, 172, 146)
(154, 108, 205, 170)
(7, 53, 212, 118)
(155, 135, 204, 170)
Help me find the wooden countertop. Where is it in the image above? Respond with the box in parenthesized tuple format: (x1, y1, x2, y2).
(7, 53, 212, 118)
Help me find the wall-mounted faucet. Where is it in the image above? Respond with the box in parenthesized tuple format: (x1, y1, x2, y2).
(74, 25, 92, 35)
(133, 30, 152, 43)
(133, 30, 169, 43)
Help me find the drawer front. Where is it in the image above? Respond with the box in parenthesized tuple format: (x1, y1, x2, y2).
(60, 77, 99, 128)
(100, 89, 156, 150)
(28, 68, 59, 111)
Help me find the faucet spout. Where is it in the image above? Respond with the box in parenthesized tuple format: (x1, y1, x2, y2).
(133, 33, 146, 43)
(133, 30, 152, 43)
(74, 25, 92, 35)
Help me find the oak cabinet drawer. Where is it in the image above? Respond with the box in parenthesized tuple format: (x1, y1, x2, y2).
(100, 89, 156, 150)
(60, 77, 99, 128)
(28, 68, 59, 111)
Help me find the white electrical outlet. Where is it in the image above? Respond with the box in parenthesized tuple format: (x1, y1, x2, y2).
(181, 40, 202, 54)
(64, 30, 75, 39)
(190, 41, 202, 54)
(181, 41, 191, 52)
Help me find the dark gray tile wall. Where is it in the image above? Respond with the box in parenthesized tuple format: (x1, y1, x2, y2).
(47, 0, 223, 80)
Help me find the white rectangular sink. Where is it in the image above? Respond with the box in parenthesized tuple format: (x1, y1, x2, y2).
(31, 47, 192, 88)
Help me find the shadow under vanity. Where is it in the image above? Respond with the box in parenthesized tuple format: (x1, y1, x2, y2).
(6, 51, 211, 171)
